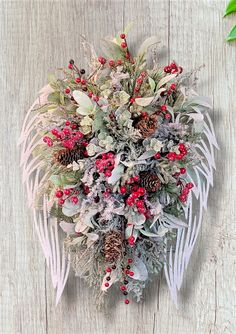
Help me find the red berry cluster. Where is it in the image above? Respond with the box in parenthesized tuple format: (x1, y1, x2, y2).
(164, 62, 182, 74)
(43, 121, 86, 150)
(166, 143, 188, 161)
(55, 188, 80, 205)
(95, 152, 115, 177)
(179, 182, 194, 202)
(98, 56, 123, 67)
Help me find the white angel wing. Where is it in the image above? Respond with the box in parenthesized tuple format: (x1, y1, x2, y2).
(18, 86, 70, 305)
(164, 110, 218, 307)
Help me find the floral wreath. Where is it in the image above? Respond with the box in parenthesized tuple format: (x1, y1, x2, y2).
(19, 28, 218, 306)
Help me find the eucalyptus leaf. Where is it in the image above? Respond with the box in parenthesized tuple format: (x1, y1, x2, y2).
(135, 96, 154, 107)
(156, 73, 176, 90)
(148, 77, 156, 91)
(137, 36, 160, 57)
(107, 164, 124, 185)
(226, 24, 236, 42)
(224, 0, 236, 17)
(138, 150, 156, 160)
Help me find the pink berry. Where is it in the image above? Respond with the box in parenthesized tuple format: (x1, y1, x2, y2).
(55, 190, 63, 198)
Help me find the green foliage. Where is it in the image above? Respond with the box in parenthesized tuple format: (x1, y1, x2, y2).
(227, 24, 236, 41)
(224, 0, 236, 17)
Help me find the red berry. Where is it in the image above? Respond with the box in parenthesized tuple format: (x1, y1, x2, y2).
(117, 59, 123, 65)
(105, 170, 112, 177)
(105, 282, 109, 288)
(130, 97, 135, 104)
(129, 271, 134, 277)
(65, 88, 70, 94)
(63, 127, 71, 135)
(133, 175, 139, 182)
(138, 207, 147, 214)
(68, 64, 73, 69)
(128, 258, 133, 264)
(182, 187, 189, 195)
(128, 236, 135, 243)
(136, 200, 144, 208)
(131, 192, 139, 199)
(65, 120, 71, 126)
(166, 152, 176, 161)
(120, 186, 127, 194)
(109, 59, 115, 67)
(120, 285, 126, 291)
(164, 66, 171, 73)
(170, 62, 177, 70)
(98, 56, 106, 65)
(154, 152, 161, 159)
(137, 78, 143, 84)
(55, 190, 63, 198)
(137, 187, 146, 196)
(186, 182, 194, 189)
(58, 199, 65, 205)
(51, 129, 58, 136)
(64, 189, 71, 196)
(161, 105, 167, 111)
(75, 77, 81, 83)
(121, 42, 127, 48)
(165, 113, 171, 119)
(141, 112, 148, 118)
(93, 96, 99, 102)
(180, 167, 186, 174)
(176, 154, 184, 160)
(124, 299, 130, 305)
(81, 79, 86, 85)
(71, 123, 78, 129)
(107, 152, 115, 159)
(88, 91, 93, 98)
(126, 197, 134, 206)
(170, 83, 176, 90)
(71, 196, 78, 204)
(179, 194, 187, 202)
(120, 33, 126, 39)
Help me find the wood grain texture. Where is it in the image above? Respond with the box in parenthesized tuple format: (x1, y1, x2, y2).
(0, 0, 235, 333)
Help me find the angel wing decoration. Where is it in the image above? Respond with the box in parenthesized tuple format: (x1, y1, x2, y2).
(18, 85, 70, 304)
(164, 97, 218, 306)
(19, 30, 218, 307)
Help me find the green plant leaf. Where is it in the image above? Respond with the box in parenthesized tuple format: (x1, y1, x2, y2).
(226, 24, 236, 41)
(224, 0, 236, 17)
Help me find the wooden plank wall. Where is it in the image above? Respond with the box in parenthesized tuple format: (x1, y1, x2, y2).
(0, 0, 235, 333)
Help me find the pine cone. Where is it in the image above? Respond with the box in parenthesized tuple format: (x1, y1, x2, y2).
(140, 171, 161, 192)
(104, 230, 123, 264)
(135, 114, 157, 138)
(54, 148, 83, 166)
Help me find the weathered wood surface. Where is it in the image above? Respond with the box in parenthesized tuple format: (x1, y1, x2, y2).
(0, 0, 235, 333)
